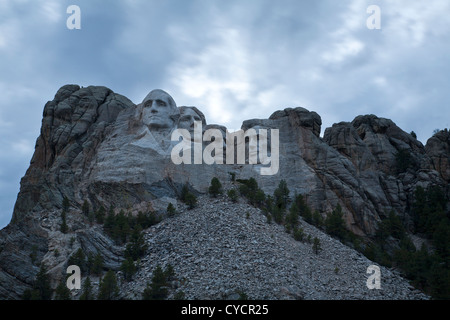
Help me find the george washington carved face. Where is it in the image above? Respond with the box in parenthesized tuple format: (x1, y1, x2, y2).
(141, 89, 179, 130)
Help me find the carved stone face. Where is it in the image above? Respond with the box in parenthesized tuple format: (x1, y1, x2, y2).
(178, 107, 205, 133)
(142, 89, 178, 130)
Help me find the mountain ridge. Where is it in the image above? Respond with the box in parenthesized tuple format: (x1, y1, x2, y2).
(0, 84, 448, 299)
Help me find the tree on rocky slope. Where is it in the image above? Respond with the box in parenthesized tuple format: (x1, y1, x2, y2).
(22, 264, 53, 300)
(97, 270, 119, 300)
(208, 177, 223, 197)
(325, 204, 347, 241)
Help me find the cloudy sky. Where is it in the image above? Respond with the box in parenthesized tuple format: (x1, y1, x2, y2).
(0, 0, 449, 228)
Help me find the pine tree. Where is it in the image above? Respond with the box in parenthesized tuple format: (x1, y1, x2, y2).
(294, 194, 312, 223)
(180, 184, 190, 202)
(91, 252, 104, 276)
(68, 248, 86, 272)
(62, 196, 70, 212)
(286, 201, 300, 228)
(32, 264, 53, 300)
(167, 203, 177, 217)
(79, 277, 93, 300)
(121, 257, 137, 281)
(312, 210, 324, 228)
(55, 280, 71, 300)
(125, 227, 147, 261)
(95, 206, 106, 224)
(271, 204, 284, 224)
(97, 270, 119, 300)
(82, 200, 90, 217)
(208, 177, 223, 197)
(313, 237, 322, 254)
(325, 204, 347, 240)
(60, 210, 68, 234)
(254, 189, 266, 208)
(273, 180, 290, 209)
(142, 265, 169, 300)
(104, 206, 115, 235)
(293, 227, 304, 242)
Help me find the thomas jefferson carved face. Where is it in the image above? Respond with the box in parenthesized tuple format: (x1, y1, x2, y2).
(141, 89, 179, 130)
(178, 106, 206, 133)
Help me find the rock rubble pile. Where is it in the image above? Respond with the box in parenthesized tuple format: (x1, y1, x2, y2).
(121, 194, 428, 300)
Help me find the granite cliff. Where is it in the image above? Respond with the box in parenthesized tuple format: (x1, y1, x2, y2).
(0, 84, 448, 299)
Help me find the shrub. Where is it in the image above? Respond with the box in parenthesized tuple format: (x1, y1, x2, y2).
(167, 203, 177, 217)
(209, 177, 223, 197)
(227, 189, 238, 203)
(395, 149, 413, 173)
(184, 192, 197, 210)
(180, 184, 190, 202)
(293, 227, 304, 242)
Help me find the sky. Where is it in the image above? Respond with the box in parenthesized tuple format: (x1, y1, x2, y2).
(0, 0, 449, 229)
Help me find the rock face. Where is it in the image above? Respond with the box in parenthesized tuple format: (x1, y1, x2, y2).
(0, 85, 448, 300)
(11, 85, 135, 223)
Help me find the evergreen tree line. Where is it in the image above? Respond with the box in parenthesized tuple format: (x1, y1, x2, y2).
(179, 184, 198, 209)
(365, 185, 450, 299)
(228, 175, 449, 298)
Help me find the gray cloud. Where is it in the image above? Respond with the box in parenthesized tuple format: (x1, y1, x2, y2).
(1, 0, 449, 228)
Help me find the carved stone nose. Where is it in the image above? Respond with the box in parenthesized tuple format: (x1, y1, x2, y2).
(150, 104, 158, 113)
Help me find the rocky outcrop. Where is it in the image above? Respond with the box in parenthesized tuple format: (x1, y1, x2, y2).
(12, 85, 134, 223)
(0, 85, 448, 300)
(425, 129, 450, 183)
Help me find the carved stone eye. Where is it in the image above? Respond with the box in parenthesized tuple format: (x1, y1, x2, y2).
(156, 100, 167, 107)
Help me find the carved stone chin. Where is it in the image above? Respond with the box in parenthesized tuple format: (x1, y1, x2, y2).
(130, 126, 176, 156)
